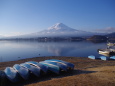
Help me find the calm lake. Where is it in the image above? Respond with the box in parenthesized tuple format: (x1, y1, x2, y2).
(0, 40, 107, 62)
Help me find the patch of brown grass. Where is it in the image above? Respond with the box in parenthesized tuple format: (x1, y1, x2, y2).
(26, 66, 115, 86)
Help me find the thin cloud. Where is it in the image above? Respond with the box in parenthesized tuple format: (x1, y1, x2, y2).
(95, 27, 115, 33)
(4, 32, 27, 37)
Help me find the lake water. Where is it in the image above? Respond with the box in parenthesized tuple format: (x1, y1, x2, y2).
(0, 40, 107, 62)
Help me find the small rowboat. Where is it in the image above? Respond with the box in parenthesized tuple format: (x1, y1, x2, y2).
(39, 61, 60, 74)
(26, 61, 48, 74)
(13, 64, 29, 80)
(110, 56, 115, 60)
(41, 61, 68, 71)
(88, 55, 96, 59)
(44, 59, 74, 70)
(4, 67, 19, 83)
(99, 56, 109, 60)
(20, 63, 40, 77)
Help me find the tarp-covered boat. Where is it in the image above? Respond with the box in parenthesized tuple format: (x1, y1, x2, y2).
(42, 61, 67, 71)
(20, 63, 40, 77)
(4, 67, 19, 83)
(44, 59, 74, 70)
(39, 61, 60, 74)
(13, 64, 29, 80)
(26, 61, 48, 74)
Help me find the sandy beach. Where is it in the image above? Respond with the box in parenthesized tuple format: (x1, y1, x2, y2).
(0, 56, 115, 86)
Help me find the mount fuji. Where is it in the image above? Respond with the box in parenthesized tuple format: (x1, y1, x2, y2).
(22, 23, 100, 38)
(8, 23, 105, 38)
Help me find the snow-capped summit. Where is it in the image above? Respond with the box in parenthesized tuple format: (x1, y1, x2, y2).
(48, 23, 71, 30)
(48, 23, 77, 31)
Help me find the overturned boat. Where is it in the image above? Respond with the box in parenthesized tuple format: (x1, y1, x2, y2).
(20, 63, 40, 77)
(41, 61, 68, 71)
(88, 55, 101, 59)
(39, 61, 60, 74)
(44, 59, 74, 70)
(13, 64, 30, 80)
(26, 61, 48, 74)
(110, 56, 115, 60)
(99, 56, 109, 60)
(4, 67, 20, 83)
(1, 59, 74, 83)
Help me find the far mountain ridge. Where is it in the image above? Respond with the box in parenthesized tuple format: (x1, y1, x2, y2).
(87, 35, 107, 40)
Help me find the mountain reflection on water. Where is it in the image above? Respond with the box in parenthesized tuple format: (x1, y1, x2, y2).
(0, 40, 107, 62)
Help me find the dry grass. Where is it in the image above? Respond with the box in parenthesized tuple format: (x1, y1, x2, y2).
(25, 66, 115, 86)
(0, 56, 115, 86)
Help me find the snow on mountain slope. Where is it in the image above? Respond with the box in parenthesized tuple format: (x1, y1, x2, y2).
(48, 23, 77, 31)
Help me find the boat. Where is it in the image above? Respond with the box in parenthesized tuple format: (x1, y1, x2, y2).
(98, 49, 115, 56)
(39, 61, 60, 74)
(44, 59, 74, 70)
(99, 56, 109, 60)
(98, 42, 115, 56)
(41, 61, 68, 71)
(26, 61, 48, 74)
(107, 42, 115, 46)
(13, 64, 30, 80)
(88, 55, 101, 60)
(4, 67, 19, 83)
(110, 56, 115, 60)
(20, 63, 40, 77)
(88, 55, 96, 59)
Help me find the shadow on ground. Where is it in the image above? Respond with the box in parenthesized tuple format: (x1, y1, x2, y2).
(1, 69, 97, 86)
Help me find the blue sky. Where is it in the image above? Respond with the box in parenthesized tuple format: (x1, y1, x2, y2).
(0, 0, 115, 36)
